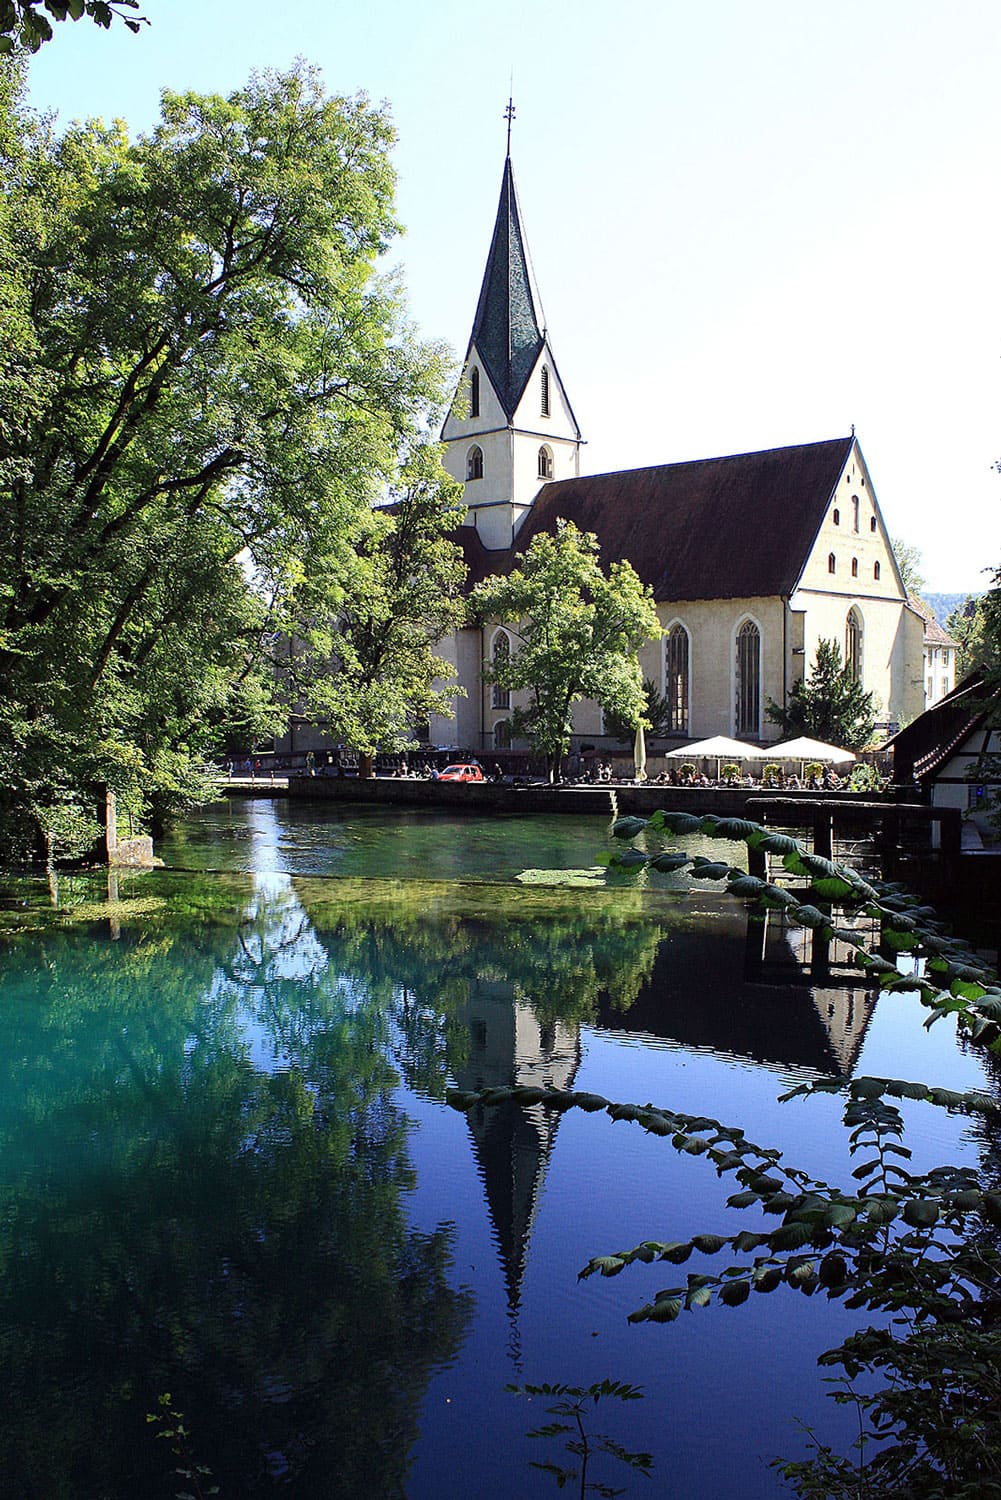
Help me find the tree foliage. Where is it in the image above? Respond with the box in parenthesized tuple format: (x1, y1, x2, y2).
(0, 61, 450, 857)
(601, 676, 674, 744)
(768, 638, 878, 751)
(890, 535, 927, 596)
(472, 521, 661, 779)
(0, 0, 146, 54)
(293, 442, 468, 770)
(948, 579, 1001, 678)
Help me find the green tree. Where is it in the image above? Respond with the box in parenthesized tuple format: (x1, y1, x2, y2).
(890, 536, 927, 595)
(472, 520, 661, 781)
(0, 62, 449, 858)
(947, 587, 1001, 677)
(295, 442, 468, 776)
(768, 638, 878, 751)
(0, 0, 146, 54)
(602, 676, 674, 744)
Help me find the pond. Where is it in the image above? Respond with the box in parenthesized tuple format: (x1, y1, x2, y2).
(0, 797, 993, 1499)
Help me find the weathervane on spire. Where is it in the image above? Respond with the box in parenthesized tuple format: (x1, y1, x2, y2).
(504, 96, 516, 156)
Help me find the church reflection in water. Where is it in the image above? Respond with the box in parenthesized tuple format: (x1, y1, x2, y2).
(450, 981, 581, 1330)
(442, 900, 878, 1330)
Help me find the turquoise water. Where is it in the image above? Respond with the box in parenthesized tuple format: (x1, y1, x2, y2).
(0, 799, 992, 1498)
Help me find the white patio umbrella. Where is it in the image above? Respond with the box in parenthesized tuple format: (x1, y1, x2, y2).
(666, 736, 767, 780)
(770, 737, 856, 765)
(633, 724, 648, 782)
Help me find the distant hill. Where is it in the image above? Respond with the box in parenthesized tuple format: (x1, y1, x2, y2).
(923, 592, 979, 629)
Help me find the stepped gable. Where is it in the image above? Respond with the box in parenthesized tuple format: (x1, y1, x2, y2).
(507, 435, 855, 601)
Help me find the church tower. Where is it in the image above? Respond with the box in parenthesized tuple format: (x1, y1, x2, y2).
(442, 113, 582, 551)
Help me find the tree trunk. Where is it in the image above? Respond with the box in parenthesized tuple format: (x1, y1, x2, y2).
(358, 751, 374, 779)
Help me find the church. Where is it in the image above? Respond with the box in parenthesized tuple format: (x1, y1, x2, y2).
(427, 144, 925, 758)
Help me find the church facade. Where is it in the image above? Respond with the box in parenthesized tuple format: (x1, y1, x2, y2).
(429, 148, 925, 756)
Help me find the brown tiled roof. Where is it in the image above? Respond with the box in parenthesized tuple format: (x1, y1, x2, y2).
(454, 526, 496, 593)
(886, 667, 998, 782)
(908, 593, 957, 647)
(504, 436, 855, 600)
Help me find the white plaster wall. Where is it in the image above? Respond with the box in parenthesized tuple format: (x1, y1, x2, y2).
(649, 596, 788, 741)
(924, 644, 957, 707)
(792, 590, 924, 726)
(428, 626, 485, 749)
(442, 343, 582, 551)
(511, 348, 580, 445)
(797, 445, 903, 599)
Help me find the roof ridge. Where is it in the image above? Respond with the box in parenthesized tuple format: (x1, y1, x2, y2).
(539, 435, 854, 489)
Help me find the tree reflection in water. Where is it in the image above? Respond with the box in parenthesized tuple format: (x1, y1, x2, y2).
(0, 872, 471, 1499)
(0, 863, 892, 1499)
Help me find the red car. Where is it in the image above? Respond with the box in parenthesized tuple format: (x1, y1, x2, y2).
(437, 763, 485, 782)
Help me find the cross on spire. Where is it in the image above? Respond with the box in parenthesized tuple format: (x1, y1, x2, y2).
(504, 97, 516, 157)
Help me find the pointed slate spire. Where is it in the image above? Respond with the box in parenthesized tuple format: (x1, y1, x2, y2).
(469, 153, 546, 422)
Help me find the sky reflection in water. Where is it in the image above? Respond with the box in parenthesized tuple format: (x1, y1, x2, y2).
(0, 799, 992, 1498)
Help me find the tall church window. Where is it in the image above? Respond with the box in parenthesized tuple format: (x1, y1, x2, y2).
(828, 553, 836, 574)
(491, 629, 511, 709)
(466, 445, 483, 481)
(470, 366, 480, 418)
(664, 624, 690, 734)
(735, 619, 761, 737)
(537, 445, 553, 480)
(874, 560, 881, 581)
(851, 557, 859, 578)
(852, 495, 860, 532)
(845, 608, 863, 684)
(540, 364, 550, 417)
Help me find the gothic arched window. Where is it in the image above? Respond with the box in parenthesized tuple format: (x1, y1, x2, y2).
(664, 624, 690, 734)
(874, 560, 881, 581)
(540, 364, 550, 417)
(466, 445, 483, 481)
(735, 619, 761, 737)
(852, 494, 860, 532)
(828, 553, 837, 574)
(537, 445, 553, 481)
(845, 609, 863, 684)
(470, 366, 480, 418)
(491, 629, 511, 709)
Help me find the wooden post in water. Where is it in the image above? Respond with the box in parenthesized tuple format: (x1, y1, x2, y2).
(813, 807, 833, 860)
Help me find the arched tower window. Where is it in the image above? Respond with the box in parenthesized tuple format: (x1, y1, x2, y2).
(874, 560, 881, 581)
(828, 553, 836, 574)
(540, 364, 550, 417)
(466, 445, 483, 481)
(470, 366, 480, 419)
(664, 624, 690, 734)
(845, 608, 863, 684)
(852, 495, 860, 532)
(537, 445, 553, 481)
(491, 629, 511, 709)
(851, 557, 859, 578)
(735, 619, 761, 737)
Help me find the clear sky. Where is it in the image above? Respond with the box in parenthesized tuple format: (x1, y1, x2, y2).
(24, 0, 1001, 593)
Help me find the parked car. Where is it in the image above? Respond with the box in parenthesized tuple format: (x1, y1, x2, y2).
(438, 763, 484, 782)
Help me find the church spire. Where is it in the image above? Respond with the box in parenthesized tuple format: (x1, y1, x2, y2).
(468, 150, 545, 422)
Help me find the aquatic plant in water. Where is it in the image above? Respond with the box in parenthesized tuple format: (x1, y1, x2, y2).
(449, 811, 1001, 1497)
